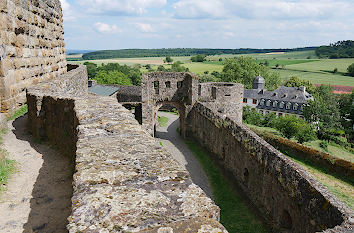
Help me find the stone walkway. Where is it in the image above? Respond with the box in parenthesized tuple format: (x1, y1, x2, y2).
(155, 111, 213, 199)
(0, 116, 73, 233)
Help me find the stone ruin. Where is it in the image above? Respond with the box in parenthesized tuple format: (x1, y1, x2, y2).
(1, 0, 354, 232)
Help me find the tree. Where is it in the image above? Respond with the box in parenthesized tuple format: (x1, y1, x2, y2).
(333, 67, 338, 74)
(347, 63, 354, 77)
(303, 85, 342, 139)
(95, 70, 132, 86)
(83, 62, 98, 79)
(283, 76, 316, 94)
(242, 106, 263, 126)
(164, 56, 173, 63)
(170, 61, 188, 72)
(198, 74, 221, 83)
(220, 56, 281, 90)
(191, 54, 206, 62)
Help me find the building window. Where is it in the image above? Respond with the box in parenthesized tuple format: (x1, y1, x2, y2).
(279, 113, 283, 117)
(260, 99, 265, 106)
(252, 99, 257, 104)
(165, 81, 171, 88)
(177, 81, 183, 88)
(273, 101, 278, 108)
(153, 81, 159, 94)
(300, 105, 304, 111)
(260, 110, 264, 114)
(286, 103, 291, 110)
(266, 111, 270, 114)
(285, 114, 289, 117)
(279, 102, 284, 108)
(266, 100, 271, 107)
(293, 103, 298, 110)
(243, 98, 248, 103)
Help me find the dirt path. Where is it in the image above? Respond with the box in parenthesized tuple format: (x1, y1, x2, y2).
(0, 116, 73, 233)
(155, 112, 213, 199)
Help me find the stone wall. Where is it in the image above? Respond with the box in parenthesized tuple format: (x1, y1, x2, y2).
(141, 72, 199, 136)
(27, 67, 226, 232)
(187, 102, 354, 232)
(0, 0, 67, 114)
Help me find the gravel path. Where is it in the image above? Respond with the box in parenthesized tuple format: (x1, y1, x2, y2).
(155, 112, 213, 199)
(0, 116, 73, 233)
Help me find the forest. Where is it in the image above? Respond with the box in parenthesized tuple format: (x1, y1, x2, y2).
(315, 40, 354, 58)
(81, 47, 316, 60)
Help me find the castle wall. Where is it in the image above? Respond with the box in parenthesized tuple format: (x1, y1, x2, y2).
(27, 67, 225, 232)
(188, 102, 353, 232)
(0, 0, 67, 114)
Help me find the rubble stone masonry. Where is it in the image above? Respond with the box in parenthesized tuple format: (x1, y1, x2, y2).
(0, 0, 66, 114)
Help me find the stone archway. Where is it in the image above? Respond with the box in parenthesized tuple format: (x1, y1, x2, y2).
(154, 101, 186, 136)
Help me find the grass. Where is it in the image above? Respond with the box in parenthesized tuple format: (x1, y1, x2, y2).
(282, 150, 354, 209)
(7, 104, 28, 121)
(185, 140, 269, 233)
(0, 126, 15, 193)
(157, 116, 169, 127)
(304, 140, 354, 163)
(0, 158, 16, 192)
(72, 50, 354, 86)
(245, 123, 353, 163)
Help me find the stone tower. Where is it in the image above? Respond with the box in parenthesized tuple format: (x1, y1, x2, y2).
(252, 75, 265, 89)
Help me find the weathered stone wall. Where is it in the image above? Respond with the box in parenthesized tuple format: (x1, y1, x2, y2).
(141, 72, 198, 136)
(27, 67, 226, 232)
(0, 0, 67, 114)
(188, 102, 354, 232)
(27, 64, 86, 157)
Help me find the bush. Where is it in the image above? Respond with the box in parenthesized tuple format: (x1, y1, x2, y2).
(347, 63, 354, 77)
(320, 141, 329, 151)
(191, 54, 207, 62)
(242, 107, 263, 126)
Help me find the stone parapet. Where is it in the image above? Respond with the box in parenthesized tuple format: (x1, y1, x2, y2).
(27, 67, 223, 232)
(188, 102, 353, 232)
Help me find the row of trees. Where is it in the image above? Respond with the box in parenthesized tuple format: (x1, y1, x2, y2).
(82, 47, 316, 60)
(84, 62, 141, 86)
(315, 40, 354, 59)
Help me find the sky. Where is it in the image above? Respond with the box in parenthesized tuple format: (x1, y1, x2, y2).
(60, 0, 354, 50)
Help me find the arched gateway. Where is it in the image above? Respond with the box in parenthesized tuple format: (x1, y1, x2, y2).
(141, 72, 243, 137)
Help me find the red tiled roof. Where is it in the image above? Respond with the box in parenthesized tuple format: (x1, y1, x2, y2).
(314, 84, 354, 94)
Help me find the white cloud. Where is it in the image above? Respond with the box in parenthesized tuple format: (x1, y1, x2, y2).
(78, 0, 167, 15)
(93, 22, 122, 33)
(60, 0, 76, 21)
(135, 23, 154, 33)
(173, 0, 354, 20)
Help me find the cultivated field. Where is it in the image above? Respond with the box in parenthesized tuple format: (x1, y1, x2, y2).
(68, 51, 354, 86)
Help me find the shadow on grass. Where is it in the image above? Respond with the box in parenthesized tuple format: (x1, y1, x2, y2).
(184, 139, 271, 233)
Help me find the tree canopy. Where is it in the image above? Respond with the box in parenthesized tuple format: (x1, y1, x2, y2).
(303, 85, 342, 139)
(315, 40, 354, 58)
(220, 57, 281, 90)
(347, 63, 354, 77)
(283, 76, 316, 94)
(84, 62, 141, 86)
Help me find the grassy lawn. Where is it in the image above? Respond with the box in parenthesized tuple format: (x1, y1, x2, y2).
(304, 140, 354, 163)
(284, 152, 354, 209)
(157, 116, 168, 127)
(0, 127, 15, 193)
(71, 50, 354, 86)
(185, 140, 269, 233)
(245, 123, 353, 163)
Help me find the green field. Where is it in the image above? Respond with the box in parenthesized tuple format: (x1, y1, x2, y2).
(69, 51, 354, 86)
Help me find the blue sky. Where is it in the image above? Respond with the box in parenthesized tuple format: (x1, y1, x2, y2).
(60, 0, 354, 50)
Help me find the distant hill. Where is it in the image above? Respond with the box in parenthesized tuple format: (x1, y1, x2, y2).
(315, 40, 354, 59)
(66, 50, 96, 55)
(81, 47, 317, 60)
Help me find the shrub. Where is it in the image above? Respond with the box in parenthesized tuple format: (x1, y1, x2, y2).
(242, 106, 263, 126)
(320, 141, 329, 151)
(347, 63, 354, 77)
